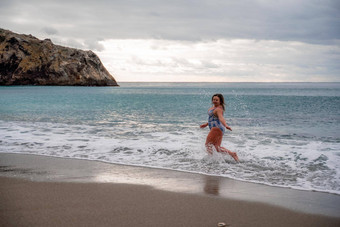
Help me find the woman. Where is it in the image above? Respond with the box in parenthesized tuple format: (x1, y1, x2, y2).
(200, 94, 239, 162)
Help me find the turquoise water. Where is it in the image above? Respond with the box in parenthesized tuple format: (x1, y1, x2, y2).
(0, 83, 339, 193)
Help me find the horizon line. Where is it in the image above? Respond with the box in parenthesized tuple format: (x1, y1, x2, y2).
(117, 81, 340, 83)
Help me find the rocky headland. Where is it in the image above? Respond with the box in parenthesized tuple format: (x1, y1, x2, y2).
(0, 29, 118, 86)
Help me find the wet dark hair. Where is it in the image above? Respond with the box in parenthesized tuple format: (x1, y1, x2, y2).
(212, 93, 225, 111)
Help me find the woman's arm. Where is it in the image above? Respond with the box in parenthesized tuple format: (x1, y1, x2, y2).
(200, 123, 209, 128)
(216, 108, 232, 131)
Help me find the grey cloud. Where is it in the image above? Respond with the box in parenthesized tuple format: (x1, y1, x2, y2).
(42, 27, 58, 35)
(84, 39, 105, 51)
(200, 61, 219, 69)
(51, 38, 104, 51)
(58, 38, 84, 49)
(0, 0, 339, 44)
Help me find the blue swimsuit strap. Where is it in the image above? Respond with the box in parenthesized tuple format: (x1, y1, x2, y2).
(209, 107, 223, 116)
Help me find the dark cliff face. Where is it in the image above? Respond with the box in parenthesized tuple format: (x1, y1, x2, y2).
(0, 29, 118, 86)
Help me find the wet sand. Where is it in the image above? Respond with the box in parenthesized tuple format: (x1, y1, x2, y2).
(1, 153, 340, 227)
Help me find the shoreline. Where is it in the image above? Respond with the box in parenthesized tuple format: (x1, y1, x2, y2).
(2, 152, 340, 196)
(92, 156, 340, 197)
(1, 153, 340, 218)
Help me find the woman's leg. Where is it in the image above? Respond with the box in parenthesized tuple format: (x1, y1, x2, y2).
(205, 128, 222, 154)
(205, 128, 239, 162)
(220, 147, 239, 162)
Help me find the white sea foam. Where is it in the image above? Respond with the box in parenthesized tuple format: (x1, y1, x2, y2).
(1, 120, 339, 194)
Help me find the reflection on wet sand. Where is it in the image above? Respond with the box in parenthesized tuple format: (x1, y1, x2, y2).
(204, 175, 220, 196)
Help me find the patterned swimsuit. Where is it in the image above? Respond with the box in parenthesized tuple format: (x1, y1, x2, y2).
(208, 107, 226, 135)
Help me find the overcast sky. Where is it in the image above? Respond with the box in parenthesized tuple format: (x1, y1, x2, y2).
(1, 0, 339, 82)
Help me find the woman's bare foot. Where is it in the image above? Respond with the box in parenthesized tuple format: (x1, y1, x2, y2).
(220, 147, 239, 162)
(230, 152, 239, 162)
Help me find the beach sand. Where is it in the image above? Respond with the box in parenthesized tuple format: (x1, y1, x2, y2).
(1, 153, 339, 227)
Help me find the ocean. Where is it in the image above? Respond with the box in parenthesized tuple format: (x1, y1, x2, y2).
(0, 82, 339, 194)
